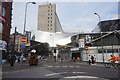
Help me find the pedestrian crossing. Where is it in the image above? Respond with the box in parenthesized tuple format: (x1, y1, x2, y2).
(43, 63, 104, 68)
(43, 65, 81, 68)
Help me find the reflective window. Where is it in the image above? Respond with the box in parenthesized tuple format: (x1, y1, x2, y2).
(2, 7, 5, 16)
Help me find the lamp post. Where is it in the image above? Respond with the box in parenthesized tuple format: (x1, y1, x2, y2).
(94, 13, 105, 63)
(10, 27, 17, 66)
(94, 13, 101, 22)
(23, 2, 36, 35)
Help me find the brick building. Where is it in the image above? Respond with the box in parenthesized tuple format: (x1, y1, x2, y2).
(1, 0, 12, 48)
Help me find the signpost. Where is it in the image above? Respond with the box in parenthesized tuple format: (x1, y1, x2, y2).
(10, 27, 17, 66)
(79, 39, 85, 48)
(78, 39, 85, 61)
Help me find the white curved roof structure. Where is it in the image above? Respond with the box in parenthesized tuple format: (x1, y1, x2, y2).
(31, 30, 75, 47)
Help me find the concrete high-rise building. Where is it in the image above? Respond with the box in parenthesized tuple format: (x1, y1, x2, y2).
(37, 3, 63, 33)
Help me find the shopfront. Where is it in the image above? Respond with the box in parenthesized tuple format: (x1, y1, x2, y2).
(70, 48, 82, 61)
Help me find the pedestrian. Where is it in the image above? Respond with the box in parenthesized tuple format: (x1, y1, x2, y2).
(53, 48, 57, 62)
(61, 57, 63, 62)
(91, 55, 94, 64)
(88, 55, 91, 65)
(54, 56, 56, 62)
(73, 57, 76, 62)
(94, 55, 96, 64)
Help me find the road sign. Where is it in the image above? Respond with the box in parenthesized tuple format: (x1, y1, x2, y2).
(20, 36, 27, 44)
(20, 44, 26, 49)
(79, 39, 85, 48)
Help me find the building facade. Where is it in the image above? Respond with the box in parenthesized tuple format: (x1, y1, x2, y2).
(1, 0, 12, 47)
(37, 3, 63, 33)
(0, 1, 2, 40)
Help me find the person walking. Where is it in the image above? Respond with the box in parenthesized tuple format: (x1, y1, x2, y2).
(53, 48, 57, 62)
(91, 55, 94, 64)
(88, 55, 91, 65)
(73, 57, 76, 62)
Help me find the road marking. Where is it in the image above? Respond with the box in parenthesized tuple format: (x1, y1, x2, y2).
(45, 65, 83, 68)
(65, 76, 98, 78)
(45, 72, 68, 76)
(72, 72, 86, 74)
(69, 66, 74, 68)
(44, 65, 48, 67)
(46, 73, 60, 76)
(45, 71, 87, 77)
(55, 66, 60, 68)
(76, 66, 80, 68)
(3, 69, 28, 74)
(62, 66, 67, 68)
(47, 66, 53, 67)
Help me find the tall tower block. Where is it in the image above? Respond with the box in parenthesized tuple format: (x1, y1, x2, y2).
(37, 3, 63, 33)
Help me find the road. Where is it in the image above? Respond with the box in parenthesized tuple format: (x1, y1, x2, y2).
(2, 58, 120, 80)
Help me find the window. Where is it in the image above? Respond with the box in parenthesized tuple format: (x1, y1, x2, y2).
(106, 49, 113, 53)
(48, 28, 49, 30)
(51, 28, 52, 30)
(48, 21, 49, 23)
(51, 10, 52, 12)
(2, 7, 5, 16)
(115, 49, 119, 53)
(48, 13, 49, 16)
(98, 49, 102, 53)
(51, 17, 52, 19)
(48, 24, 49, 26)
(51, 13, 52, 15)
(50, 24, 52, 26)
(98, 49, 106, 53)
(48, 17, 49, 19)
(51, 20, 52, 23)
(48, 10, 49, 12)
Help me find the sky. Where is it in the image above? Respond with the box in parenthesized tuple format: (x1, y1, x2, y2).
(11, 0, 119, 34)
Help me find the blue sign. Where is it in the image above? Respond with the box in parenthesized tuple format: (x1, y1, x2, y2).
(21, 44, 26, 49)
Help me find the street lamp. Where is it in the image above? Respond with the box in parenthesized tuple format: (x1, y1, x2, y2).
(94, 13, 101, 22)
(94, 12, 105, 63)
(23, 2, 36, 35)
